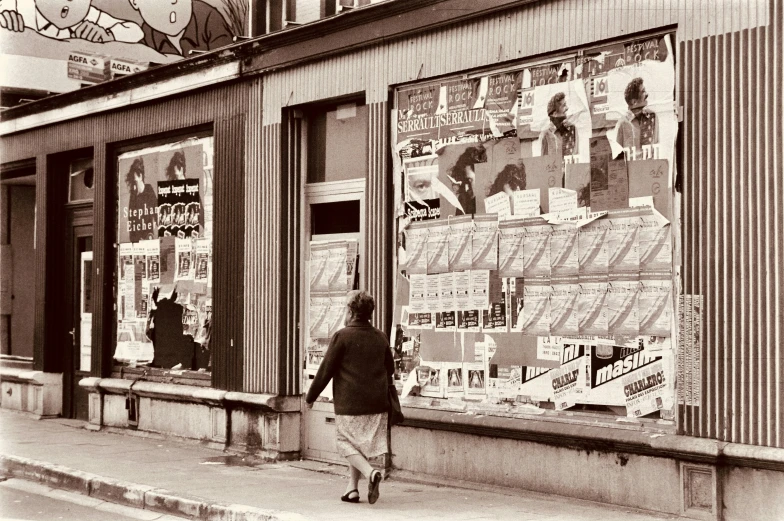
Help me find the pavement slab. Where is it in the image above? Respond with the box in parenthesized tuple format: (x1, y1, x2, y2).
(0, 410, 680, 521)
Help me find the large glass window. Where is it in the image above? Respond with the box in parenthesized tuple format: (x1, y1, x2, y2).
(391, 33, 678, 426)
(114, 136, 213, 373)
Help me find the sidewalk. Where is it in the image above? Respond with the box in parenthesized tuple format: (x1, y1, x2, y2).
(0, 410, 678, 521)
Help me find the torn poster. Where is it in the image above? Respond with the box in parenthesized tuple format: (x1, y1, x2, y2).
(522, 217, 552, 278)
(606, 276, 640, 336)
(550, 276, 580, 336)
(309, 242, 331, 293)
(639, 272, 673, 337)
(638, 212, 672, 273)
(551, 358, 583, 410)
(623, 359, 667, 417)
(326, 243, 348, 293)
(471, 214, 499, 270)
(498, 218, 526, 277)
(550, 222, 579, 277)
(607, 208, 644, 275)
(484, 192, 512, 221)
(485, 71, 522, 137)
(448, 215, 473, 272)
(517, 278, 551, 336)
(512, 189, 542, 217)
(426, 220, 450, 274)
(404, 221, 430, 275)
(578, 216, 610, 275)
(518, 79, 591, 165)
(577, 275, 609, 335)
(396, 84, 441, 142)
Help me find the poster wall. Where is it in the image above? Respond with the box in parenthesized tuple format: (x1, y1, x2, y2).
(114, 137, 213, 370)
(391, 33, 678, 420)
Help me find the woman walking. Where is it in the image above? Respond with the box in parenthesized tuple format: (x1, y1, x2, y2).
(305, 290, 394, 505)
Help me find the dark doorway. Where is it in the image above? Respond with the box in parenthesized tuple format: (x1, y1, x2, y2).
(63, 206, 92, 420)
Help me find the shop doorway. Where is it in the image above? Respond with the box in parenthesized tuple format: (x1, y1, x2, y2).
(63, 206, 92, 420)
(301, 180, 365, 463)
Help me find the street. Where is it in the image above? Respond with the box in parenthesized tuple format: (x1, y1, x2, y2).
(0, 478, 186, 521)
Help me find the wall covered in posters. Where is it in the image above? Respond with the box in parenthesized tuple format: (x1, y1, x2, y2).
(0, 0, 246, 93)
(392, 33, 678, 420)
(114, 136, 213, 371)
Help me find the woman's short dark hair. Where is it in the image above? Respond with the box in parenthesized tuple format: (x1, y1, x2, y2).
(125, 158, 144, 189)
(547, 92, 566, 117)
(488, 163, 526, 196)
(624, 77, 645, 106)
(166, 151, 186, 180)
(347, 290, 375, 321)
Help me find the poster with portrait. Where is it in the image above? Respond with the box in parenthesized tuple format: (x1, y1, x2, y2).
(599, 35, 677, 181)
(118, 142, 205, 244)
(517, 79, 591, 164)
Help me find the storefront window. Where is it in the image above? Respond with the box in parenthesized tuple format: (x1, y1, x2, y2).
(306, 102, 369, 183)
(114, 136, 213, 372)
(391, 34, 677, 423)
(68, 157, 94, 203)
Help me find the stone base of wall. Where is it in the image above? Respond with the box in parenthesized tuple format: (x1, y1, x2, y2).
(0, 368, 62, 418)
(392, 408, 784, 521)
(79, 378, 301, 461)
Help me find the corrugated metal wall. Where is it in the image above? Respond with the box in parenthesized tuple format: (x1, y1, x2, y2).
(366, 102, 391, 333)
(1, 83, 249, 389)
(212, 113, 247, 392)
(244, 104, 284, 393)
(680, 1, 783, 448)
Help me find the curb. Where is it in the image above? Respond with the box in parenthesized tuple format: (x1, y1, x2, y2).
(0, 454, 309, 521)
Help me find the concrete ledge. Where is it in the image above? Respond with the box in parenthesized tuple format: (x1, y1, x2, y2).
(400, 406, 784, 472)
(224, 392, 301, 413)
(0, 454, 310, 521)
(81, 379, 300, 413)
(0, 369, 62, 386)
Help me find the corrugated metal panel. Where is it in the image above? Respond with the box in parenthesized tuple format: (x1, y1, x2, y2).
(280, 112, 302, 396)
(366, 102, 391, 333)
(679, 1, 783, 448)
(244, 79, 264, 393)
(244, 118, 283, 394)
(212, 113, 247, 392)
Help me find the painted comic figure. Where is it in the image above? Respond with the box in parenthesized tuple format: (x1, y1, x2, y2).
(0, 0, 142, 42)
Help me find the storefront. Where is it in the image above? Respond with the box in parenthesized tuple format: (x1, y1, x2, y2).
(2, 1, 783, 519)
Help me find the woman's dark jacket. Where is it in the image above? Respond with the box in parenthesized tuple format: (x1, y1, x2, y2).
(305, 319, 394, 416)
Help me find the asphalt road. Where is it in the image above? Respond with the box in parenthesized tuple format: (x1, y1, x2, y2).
(0, 478, 185, 521)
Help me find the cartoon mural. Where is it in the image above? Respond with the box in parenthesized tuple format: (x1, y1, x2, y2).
(0, 0, 247, 94)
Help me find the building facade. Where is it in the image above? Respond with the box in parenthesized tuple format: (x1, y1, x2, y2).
(1, 1, 782, 520)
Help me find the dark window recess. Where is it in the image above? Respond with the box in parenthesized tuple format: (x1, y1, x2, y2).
(307, 111, 327, 183)
(311, 200, 360, 235)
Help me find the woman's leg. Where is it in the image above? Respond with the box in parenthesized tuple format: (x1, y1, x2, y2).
(345, 463, 361, 496)
(345, 454, 374, 479)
